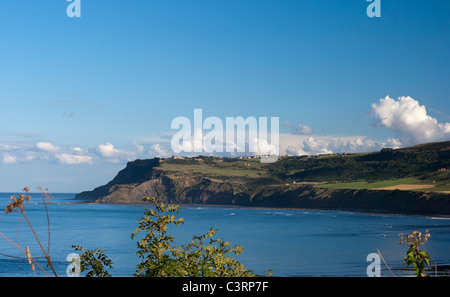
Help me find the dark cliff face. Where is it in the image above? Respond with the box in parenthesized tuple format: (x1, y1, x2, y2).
(75, 158, 161, 201)
(75, 158, 241, 204)
(248, 186, 450, 215)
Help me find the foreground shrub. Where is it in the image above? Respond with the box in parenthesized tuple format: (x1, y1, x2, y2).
(398, 230, 431, 277)
(72, 196, 270, 277)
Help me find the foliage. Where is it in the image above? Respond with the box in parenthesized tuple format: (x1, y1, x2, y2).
(131, 197, 185, 276)
(131, 196, 270, 277)
(71, 245, 114, 277)
(398, 230, 431, 277)
(177, 227, 254, 277)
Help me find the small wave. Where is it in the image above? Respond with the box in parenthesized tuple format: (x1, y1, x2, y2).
(273, 212, 285, 216)
(428, 216, 450, 220)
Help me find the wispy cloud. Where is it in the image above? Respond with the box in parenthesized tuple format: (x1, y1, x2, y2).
(95, 142, 133, 159)
(8, 132, 40, 138)
(36, 142, 60, 153)
(55, 153, 93, 165)
(282, 120, 313, 135)
(2, 153, 17, 164)
(62, 112, 75, 118)
(0, 143, 20, 151)
(149, 143, 172, 158)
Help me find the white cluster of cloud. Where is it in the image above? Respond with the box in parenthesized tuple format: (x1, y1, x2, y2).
(371, 96, 450, 146)
(0, 141, 147, 166)
(96, 142, 125, 158)
(55, 153, 93, 165)
(168, 125, 280, 157)
(144, 133, 381, 158)
(36, 142, 60, 153)
(281, 135, 380, 156)
(280, 96, 449, 156)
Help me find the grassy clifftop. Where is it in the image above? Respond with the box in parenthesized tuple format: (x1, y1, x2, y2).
(76, 141, 450, 215)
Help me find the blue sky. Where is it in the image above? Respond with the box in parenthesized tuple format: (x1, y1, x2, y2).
(0, 0, 449, 192)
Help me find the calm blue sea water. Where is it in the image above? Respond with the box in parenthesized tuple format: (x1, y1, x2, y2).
(0, 192, 449, 277)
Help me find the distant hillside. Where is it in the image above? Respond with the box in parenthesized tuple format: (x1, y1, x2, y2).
(268, 140, 450, 183)
(76, 141, 450, 215)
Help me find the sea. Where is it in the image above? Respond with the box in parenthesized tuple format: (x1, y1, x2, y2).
(0, 192, 449, 277)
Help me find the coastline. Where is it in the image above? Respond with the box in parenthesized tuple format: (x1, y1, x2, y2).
(76, 198, 450, 218)
(3, 191, 449, 218)
(72, 142, 450, 217)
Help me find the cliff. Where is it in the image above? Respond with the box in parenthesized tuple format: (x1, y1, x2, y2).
(76, 158, 163, 201)
(75, 141, 450, 215)
(76, 163, 450, 214)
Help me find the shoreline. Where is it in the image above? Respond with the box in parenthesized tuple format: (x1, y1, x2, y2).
(3, 192, 448, 218)
(74, 198, 450, 218)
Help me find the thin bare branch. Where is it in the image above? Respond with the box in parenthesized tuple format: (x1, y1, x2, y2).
(377, 249, 395, 277)
(1, 187, 58, 277)
(0, 231, 51, 277)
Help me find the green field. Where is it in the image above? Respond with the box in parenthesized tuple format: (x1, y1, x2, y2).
(418, 184, 450, 192)
(316, 178, 419, 190)
(158, 160, 270, 180)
